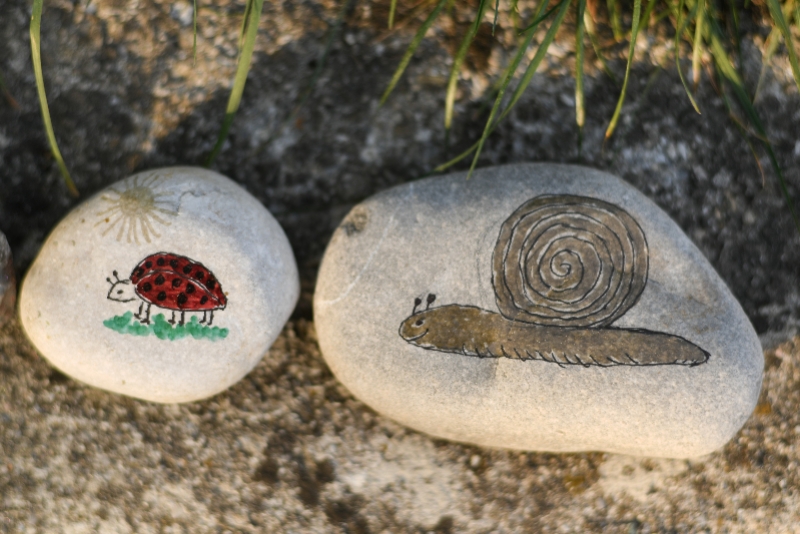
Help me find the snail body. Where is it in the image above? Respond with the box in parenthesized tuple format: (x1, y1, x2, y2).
(399, 195, 710, 368)
(399, 305, 708, 366)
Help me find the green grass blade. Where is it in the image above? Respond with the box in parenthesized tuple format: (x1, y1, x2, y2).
(766, 0, 800, 92)
(511, 0, 521, 33)
(492, 0, 500, 34)
(501, 0, 571, 114)
(709, 25, 800, 232)
(604, 0, 642, 141)
(444, 0, 490, 131)
(467, 0, 572, 175)
(238, 0, 254, 49)
(576, 0, 587, 154)
(754, 27, 782, 101)
(607, 0, 623, 41)
(389, 0, 398, 28)
(193, 0, 198, 65)
(585, 17, 619, 84)
(692, 0, 705, 89)
(727, 0, 741, 58)
(640, 0, 658, 31)
(30, 0, 78, 196)
(673, 0, 701, 113)
(205, 0, 265, 166)
(381, 0, 448, 105)
(519, 1, 563, 33)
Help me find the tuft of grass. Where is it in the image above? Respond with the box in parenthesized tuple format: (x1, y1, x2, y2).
(381, 0, 800, 227)
(103, 312, 230, 341)
(29, 0, 79, 196)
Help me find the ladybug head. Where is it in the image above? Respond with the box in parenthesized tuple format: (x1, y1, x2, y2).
(106, 270, 136, 303)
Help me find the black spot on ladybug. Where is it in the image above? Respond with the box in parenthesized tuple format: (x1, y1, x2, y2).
(155, 274, 165, 285)
(157, 258, 166, 266)
(142, 282, 152, 292)
(145, 261, 153, 268)
(200, 296, 208, 305)
(186, 284, 196, 295)
(195, 271, 205, 280)
(206, 279, 216, 290)
(183, 265, 193, 274)
(137, 268, 145, 277)
(157, 291, 167, 301)
(177, 293, 188, 306)
(170, 259, 179, 268)
(172, 279, 182, 288)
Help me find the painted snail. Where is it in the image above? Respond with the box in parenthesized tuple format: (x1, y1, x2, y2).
(399, 195, 709, 367)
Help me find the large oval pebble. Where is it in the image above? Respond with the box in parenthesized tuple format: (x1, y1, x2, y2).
(314, 163, 762, 458)
(20, 167, 299, 403)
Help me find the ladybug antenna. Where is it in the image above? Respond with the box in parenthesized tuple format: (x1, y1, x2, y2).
(426, 293, 436, 310)
(106, 277, 113, 285)
(112, 270, 120, 282)
(412, 297, 422, 315)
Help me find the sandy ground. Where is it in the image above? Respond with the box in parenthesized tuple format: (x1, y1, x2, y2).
(2, 0, 800, 531)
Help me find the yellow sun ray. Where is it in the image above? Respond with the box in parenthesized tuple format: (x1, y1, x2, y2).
(95, 173, 177, 244)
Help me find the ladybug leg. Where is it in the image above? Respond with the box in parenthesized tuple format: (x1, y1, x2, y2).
(179, 311, 186, 326)
(134, 301, 144, 320)
(169, 311, 176, 325)
(208, 311, 215, 326)
(199, 311, 207, 324)
(141, 303, 151, 325)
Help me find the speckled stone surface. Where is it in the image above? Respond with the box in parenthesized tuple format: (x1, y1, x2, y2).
(315, 164, 763, 458)
(19, 167, 299, 403)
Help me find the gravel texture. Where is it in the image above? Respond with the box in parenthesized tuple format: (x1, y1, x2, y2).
(1, 0, 800, 530)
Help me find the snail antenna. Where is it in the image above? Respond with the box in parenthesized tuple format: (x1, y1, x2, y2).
(112, 270, 120, 282)
(426, 293, 436, 310)
(106, 277, 113, 285)
(413, 297, 422, 315)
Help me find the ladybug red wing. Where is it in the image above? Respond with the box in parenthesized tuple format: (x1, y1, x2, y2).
(130, 252, 226, 311)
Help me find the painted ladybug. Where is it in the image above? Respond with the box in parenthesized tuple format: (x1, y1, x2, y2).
(106, 252, 227, 326)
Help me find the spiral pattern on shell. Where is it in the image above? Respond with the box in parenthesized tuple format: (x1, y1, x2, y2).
(491, 194, 648, 328)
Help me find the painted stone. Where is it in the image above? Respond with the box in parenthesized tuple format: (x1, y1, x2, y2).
(314, 163, 763, 458)
(19, 167, 299, 403)
(0, 232, 14, 326)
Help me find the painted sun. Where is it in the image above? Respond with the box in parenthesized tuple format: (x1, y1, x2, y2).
(95, 172, 177, 244)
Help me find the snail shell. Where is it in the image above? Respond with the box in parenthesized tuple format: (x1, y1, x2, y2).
(492, 195, 648, 328)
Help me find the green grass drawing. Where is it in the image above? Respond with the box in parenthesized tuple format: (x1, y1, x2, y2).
(103, 312, 229, 341)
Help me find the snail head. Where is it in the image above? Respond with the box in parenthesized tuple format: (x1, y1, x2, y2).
(399, 294, 437, 344)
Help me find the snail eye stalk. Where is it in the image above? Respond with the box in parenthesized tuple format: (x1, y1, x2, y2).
(413, 297, 422, 314)
(426, 293, 436, 309)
